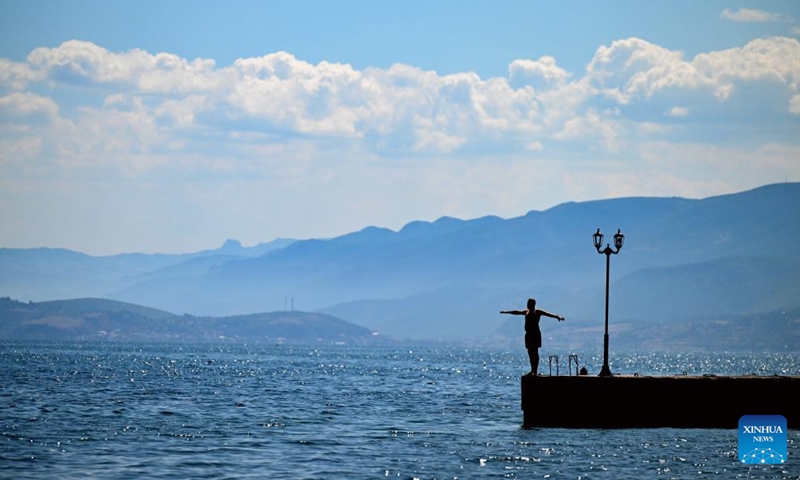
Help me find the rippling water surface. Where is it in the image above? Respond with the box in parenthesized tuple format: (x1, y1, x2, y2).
(2, 342, 798, 479)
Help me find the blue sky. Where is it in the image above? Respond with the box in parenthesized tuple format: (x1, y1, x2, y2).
(1, 0, 799, 254)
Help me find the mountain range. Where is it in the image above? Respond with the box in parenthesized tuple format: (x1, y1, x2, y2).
(1, 183, 799, 348)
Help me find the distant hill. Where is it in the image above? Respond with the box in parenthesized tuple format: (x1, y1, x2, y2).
(2, 183, 799, 346)
(0, 297, 380, 344)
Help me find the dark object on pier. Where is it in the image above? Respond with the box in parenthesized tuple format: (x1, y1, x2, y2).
(592, 228, 625, 377)
(521, 374, 800, 429)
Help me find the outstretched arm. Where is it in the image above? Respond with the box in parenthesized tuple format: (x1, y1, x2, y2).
(500, 309, 528, 315)
(536, 309, 565, 321)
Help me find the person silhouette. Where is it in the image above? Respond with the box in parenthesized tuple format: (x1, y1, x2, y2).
(501, 298, 565, 376)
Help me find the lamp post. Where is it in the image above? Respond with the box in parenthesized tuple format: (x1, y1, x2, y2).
(592, 228, 625, 377)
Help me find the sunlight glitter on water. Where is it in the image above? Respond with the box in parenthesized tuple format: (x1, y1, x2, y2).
(1, 343, 798, 479)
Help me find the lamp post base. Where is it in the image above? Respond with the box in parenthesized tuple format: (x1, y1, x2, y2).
(599, 333, 612, 376)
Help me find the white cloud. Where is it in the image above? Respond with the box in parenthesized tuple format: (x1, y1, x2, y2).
(4, 37, 797, 162)
(509, 56, 571, 90)
(40, 96, 171, 173)
(0, 58, 42, 89)
(227, 53, 549, 152)
(0, 92, 59, 121)
(0, 137, 42, 169)
(155, 95, 213, 128)
(412, 122, 466, 153)
(26, 40, 224, 94)
(0, 37, 797, 186)
(0, 41, 616, 159)
(694, 37, 800, 83)
(720, 8, 788, 23)
(552, 109, 625, 152)
(790, 94, 800, 114)
(665, 106, 689, 117)
(230, 52, 372, 136)
(28, 40, 150, 85)
(587, 38, 684, 100)
(586, 36, 800, 114)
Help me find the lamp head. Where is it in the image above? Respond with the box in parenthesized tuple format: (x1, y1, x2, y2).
(613, 229, 625, 251)
(592, 228, 604, 251)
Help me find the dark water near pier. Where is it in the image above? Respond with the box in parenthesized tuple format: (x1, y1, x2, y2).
(2, 342, 798, 479)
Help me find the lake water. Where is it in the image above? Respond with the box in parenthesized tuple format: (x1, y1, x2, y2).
(2, 342, 798, 479)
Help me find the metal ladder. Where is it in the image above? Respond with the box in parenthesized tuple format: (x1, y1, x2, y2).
(548, 354, 580, 376)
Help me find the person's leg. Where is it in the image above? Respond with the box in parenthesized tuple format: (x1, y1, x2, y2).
(527, 348, 539, 375)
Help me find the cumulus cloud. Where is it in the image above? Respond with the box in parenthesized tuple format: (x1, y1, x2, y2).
(26, 40, 224, 94)
(0, 59, 43, 89)
(228, 53, 547, 152)
(509, 56, 571, 90)
(229, 52, 366, 136)
(587, 37, 684, 101)
(0, 36, 798, 169)
(586, 36, 800, 112)
(720, 8, 789, 23)
(0, 92, 59, 122)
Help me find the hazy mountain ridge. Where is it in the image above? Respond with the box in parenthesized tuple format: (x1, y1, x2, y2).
(0, 238, 296, 301)
(2, 183, 799, 344)
(0, 297, 378, 344)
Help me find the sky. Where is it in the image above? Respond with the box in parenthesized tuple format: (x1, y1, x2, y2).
(1, 0, 799, 255)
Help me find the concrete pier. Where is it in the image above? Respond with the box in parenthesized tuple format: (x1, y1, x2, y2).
(521, 374, 800, 429)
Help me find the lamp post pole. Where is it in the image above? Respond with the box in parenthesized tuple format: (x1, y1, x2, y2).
(593, 228, 624, 377)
